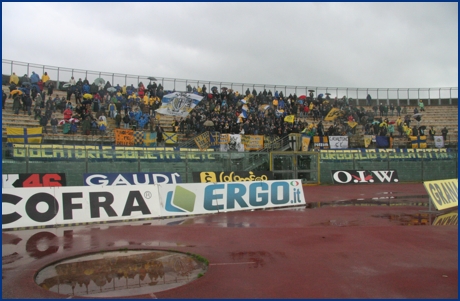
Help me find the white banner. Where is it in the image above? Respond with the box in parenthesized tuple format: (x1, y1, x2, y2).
(328, 136, 349, 149)
(2, 185, 162, 229)
(155, 92, 203, 118)
(157, 180, 306, 216)
(3, 180, 306, 229)
(220, 134, 245, 152)
(434, 136, 444, 148)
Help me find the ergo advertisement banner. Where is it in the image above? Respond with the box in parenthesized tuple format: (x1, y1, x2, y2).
(2, 180, 306, 229)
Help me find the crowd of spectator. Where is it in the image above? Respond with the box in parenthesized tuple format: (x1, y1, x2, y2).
(4, 72, 447, 144)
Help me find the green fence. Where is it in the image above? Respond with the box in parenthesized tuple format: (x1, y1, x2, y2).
(2, 147, 270, 186)
(2, 146, 457, 186)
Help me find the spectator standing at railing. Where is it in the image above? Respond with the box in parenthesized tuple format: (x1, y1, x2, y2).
(41, 72, 50, 86)
(366, 94, 372, 106)
(30, 71, 39, 84)
(418, 99, 425, 112)
(68, 76, 76, 86)
(396, 104, 401, 116)
(9, 72, 19, 85)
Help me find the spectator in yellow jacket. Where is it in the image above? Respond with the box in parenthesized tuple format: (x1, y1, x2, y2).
(10, 72, 19, 85)
(41, 72, 50, 85)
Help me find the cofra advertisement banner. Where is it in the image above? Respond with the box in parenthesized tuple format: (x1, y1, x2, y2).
(2, 185, 163, 229)
(2, 180, 306, 229)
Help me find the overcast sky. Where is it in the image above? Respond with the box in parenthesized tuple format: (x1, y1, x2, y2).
(2, 2, 458, 91)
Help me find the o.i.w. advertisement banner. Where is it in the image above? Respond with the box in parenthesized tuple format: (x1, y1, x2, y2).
(2, 180, 305, 229)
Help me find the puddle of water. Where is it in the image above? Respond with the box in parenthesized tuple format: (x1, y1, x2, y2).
(306, 196, 428, 209)
(35, 250, 207, 298)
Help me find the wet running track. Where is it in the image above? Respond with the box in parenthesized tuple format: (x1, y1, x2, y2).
(2, 183, 458, 298)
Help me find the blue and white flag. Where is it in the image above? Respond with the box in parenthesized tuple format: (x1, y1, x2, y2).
(155, 92, 204, 117)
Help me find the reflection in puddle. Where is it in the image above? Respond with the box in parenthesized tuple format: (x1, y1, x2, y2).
(35, 250, 207, 297)
(372, 210, 458, 226)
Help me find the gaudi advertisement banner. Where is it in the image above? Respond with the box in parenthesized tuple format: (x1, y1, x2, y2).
(192, 171, 274, 183)
(423, 179, 458, 210)
(3, 173, 67, 188)
(2, 185, 163, 229)
(83, 173, 182, 186)
(156, 180, 306, 217)
(3, 180, 305, 229)
(331, 170, 400, 184)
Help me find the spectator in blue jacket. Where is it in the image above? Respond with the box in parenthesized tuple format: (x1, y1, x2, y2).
(30, 71, 40, 84)
(82, 83, 90, 94)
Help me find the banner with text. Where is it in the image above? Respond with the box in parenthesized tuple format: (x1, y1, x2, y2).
(83, 172, 182, 186)
(193, 171, 274, 183)
(3, 173, 67, 188)
(423, 179, 458, 210)
(320, 148, 453, 161)
(331, 170, 399, 184)
(3, 180, 305, 229)
(329, 136, 349, 149)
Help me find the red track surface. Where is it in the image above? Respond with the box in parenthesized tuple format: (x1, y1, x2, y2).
(2, 183, 458, 298)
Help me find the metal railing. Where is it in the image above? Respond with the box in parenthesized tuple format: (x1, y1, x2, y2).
(3, 59, 458, 106)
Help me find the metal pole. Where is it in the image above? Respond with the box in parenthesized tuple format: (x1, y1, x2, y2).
(439, 88, 441, 105)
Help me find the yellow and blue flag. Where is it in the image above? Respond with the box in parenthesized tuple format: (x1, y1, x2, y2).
(7, 127, 42, 144)
(163, 132, 178, 144)
(410, 135, 427, 148)
(144, 132, 157, 147)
